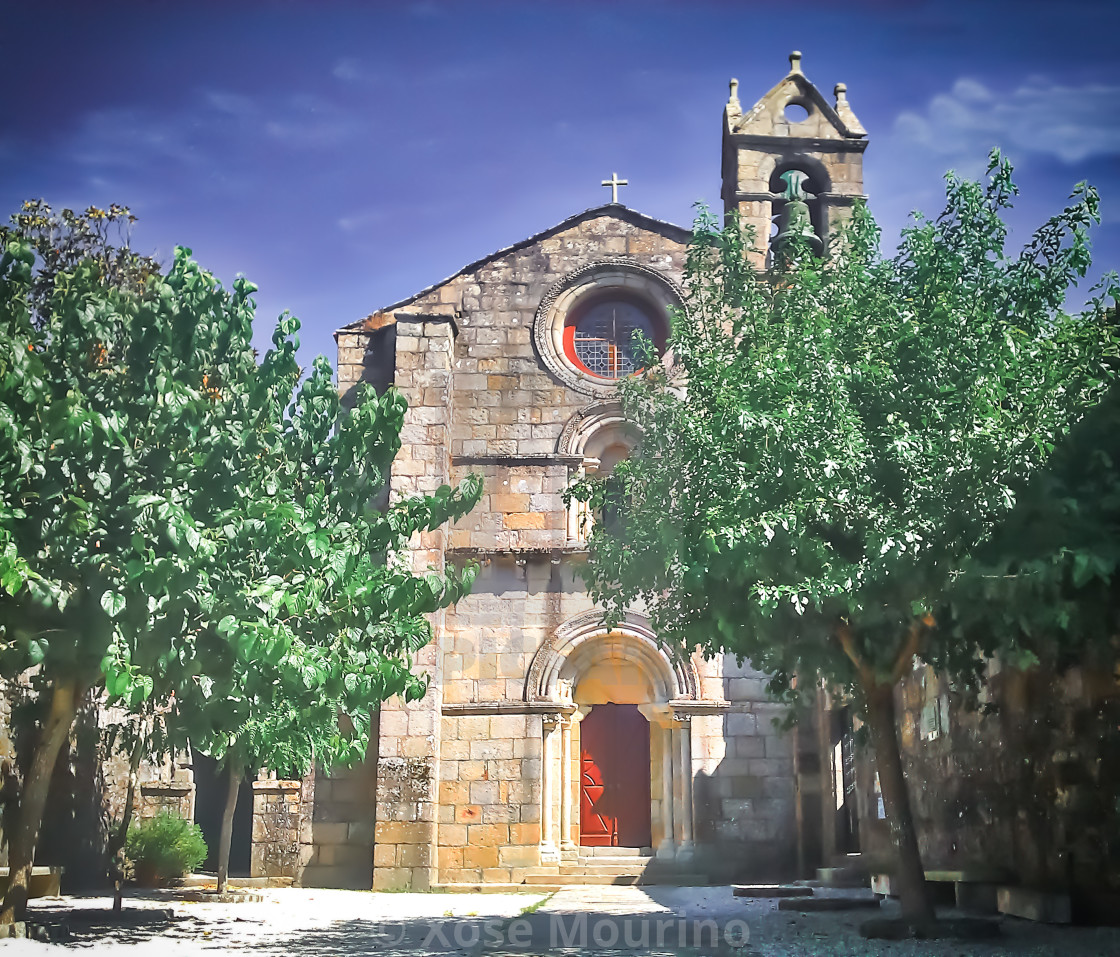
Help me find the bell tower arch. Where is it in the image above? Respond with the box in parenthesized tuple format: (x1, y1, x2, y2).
(721, 51, 868, 266)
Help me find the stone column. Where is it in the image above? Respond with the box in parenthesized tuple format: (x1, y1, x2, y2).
(566, 465, 584, 543)
(677, 715, 695, 858)
(560, 716, 576, 854)
(371, 314, 455, 892)
(540, 714, 560, 862)
(657, 721, 676, 859)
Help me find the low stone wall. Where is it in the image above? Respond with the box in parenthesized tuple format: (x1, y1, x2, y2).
(137, 781, 193, 823)
(250, 776, 312, 883)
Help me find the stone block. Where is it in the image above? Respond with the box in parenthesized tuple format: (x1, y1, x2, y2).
(458, 760, 488, 781)
(455, 804, 483, 823)
(470, 738, 513, 760)
(441, 823, 468, 846)
(470, 780, 500, 805)
(490, 759, 522, 780)
(438, 846, 464, 872)
(373, 843, 397, 868)
(997, 887, 1071, 924)
(347, 821, 375, 844)
(311, 822, 350, 845)
(398, 843, 432, 868)
(510, 822, 541, 845)
(955, 882, 1000, 914)
(402, 736, 434, 758)
(373, 867, 412, 892)
(482, 803, 519, 824)
(467, 823, 509, 846)
(458, 716, 490, 740)
(463, 844, 500, 869)
(499, 845, 540, 868)
(490, 714, 528, 738)
(375, 821, 428, 845)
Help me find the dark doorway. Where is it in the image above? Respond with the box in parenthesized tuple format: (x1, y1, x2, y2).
(579, 703, 651, 847)
(191, 750, 253, 875)
(830, 707, 861, 855)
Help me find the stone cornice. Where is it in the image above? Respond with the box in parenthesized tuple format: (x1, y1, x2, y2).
(442, 701, 578, 716)
(728, 133, 869, 152)
(446, 544, 587, 560)
(452, 453, 583, 467)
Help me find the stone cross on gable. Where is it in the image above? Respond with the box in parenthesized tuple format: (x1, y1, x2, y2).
(601, 172, 628, 204)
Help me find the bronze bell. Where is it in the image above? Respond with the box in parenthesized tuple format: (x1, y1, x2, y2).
(773, 169, 822, 255)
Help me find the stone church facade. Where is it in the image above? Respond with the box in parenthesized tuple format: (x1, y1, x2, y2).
(293, 53, 871, 890)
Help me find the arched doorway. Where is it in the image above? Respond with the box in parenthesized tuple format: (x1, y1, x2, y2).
(579, 703, 651, 847)
(527, 611, 701, 862)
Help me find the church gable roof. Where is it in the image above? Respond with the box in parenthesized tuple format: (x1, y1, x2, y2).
(725, 51, 866, 141)
(337, 204, 691, 333)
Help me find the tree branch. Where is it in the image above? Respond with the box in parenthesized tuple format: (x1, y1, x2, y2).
(890, 617, 929, 685)
(834, 622, 874, 687)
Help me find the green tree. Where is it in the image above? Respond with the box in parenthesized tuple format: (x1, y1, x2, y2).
(571, 156, 1118, 923)
(152, 335, 477, 894)
(0, 203, 479, 919)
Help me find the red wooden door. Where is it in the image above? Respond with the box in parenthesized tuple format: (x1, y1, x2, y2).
(579, 703, 651, 847)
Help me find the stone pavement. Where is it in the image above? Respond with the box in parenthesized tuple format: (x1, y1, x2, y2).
(5, 885, 1120, 955)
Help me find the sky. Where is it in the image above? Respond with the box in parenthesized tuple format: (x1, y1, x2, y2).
(3, 0, 1119, 366)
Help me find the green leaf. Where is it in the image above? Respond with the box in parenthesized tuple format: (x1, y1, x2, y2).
(101, 591, 126, 618)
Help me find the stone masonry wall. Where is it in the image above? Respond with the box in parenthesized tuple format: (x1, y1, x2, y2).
(892, 660, 1120, 899)
(692, 659, 798, 882)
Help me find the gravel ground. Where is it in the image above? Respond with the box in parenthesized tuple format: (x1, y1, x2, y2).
(2, 885, 1118, 956)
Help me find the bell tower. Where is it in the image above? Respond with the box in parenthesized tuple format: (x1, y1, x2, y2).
(721, 51, 868, 266)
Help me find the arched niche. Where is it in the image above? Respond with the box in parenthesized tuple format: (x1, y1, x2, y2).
(558, 400, 640, 542)
(764, 154, 832, 258)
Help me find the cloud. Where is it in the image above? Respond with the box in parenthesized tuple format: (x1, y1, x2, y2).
(206, 91, 256, 117)
(336, 207, 388, 233)
(61, 88, 363, 180)
(894, 76, 1120, 171)
(332, 58, 369, 83)
(262, 94, 361, 149)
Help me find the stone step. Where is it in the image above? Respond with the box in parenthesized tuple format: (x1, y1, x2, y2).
(579, 846, 652, 857)
(577, 860, 654, 869)
(817, 865, 871, 888)
(519, 866, 561, 878)
(525, 874, 638, 885)
(435, 882, 563, 894)
(561, 865, 648, 876)
(523, 873, 708, 886)
(830, 853, 868, 868)
(733, 884, 815, 898)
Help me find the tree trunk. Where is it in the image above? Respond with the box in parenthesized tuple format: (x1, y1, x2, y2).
(863, 681, 935, 923)
(0, 680, 81, 925)
(109, 727, 146, 914)
(215, 763, 241, 895)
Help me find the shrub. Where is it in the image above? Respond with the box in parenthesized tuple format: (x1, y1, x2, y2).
(124, 812, 207, 884)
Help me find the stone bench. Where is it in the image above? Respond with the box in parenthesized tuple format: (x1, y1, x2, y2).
(0, 867, 63, 899)
(872, 868, 1010, 914)
(996, 886, 1071, 924)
